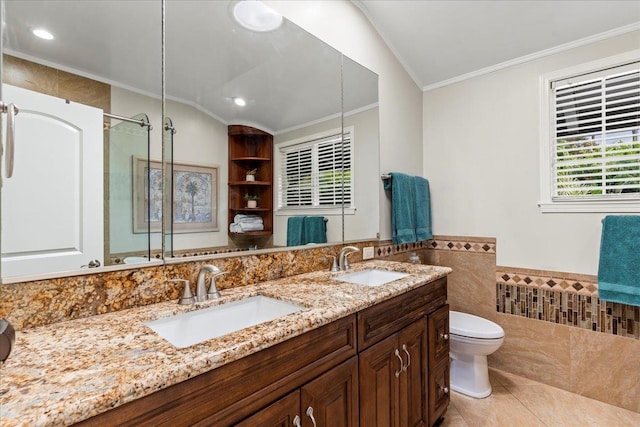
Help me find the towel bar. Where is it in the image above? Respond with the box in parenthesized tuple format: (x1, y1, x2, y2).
(381, 174, 391, 180)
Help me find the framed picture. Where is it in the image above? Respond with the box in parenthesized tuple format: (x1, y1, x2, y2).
(133, 157, 218, 233)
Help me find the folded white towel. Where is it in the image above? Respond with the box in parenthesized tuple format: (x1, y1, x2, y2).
(234, 214, 263, 224)
(229, 222, 264, 233)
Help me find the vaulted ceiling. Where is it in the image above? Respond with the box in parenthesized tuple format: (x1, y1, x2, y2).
(354, 0, 640, 90)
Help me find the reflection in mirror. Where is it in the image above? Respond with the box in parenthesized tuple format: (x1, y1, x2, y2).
(0, 1, 162, 281)
(163, 0, 380, 257)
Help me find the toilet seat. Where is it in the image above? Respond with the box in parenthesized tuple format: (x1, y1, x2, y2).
(450, 311, 504, 339)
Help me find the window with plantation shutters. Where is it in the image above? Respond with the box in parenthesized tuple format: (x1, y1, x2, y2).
(277, 130, 353, 210)
(539, 52, 640, 213)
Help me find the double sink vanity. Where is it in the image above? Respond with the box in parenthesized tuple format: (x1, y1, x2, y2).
(0, 260, 452, 426)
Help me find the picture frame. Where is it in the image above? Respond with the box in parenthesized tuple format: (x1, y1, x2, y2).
(133, 157, 218, 233)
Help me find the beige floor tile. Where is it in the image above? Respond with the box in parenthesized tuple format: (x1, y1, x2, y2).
(451, 386, 546, 427)
(439, 403, 469, 427)
(504, 379, 640, 427)
(489, 367, 542, 388)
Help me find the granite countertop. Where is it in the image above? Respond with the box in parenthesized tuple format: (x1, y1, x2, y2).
(0, 260, 451, 426)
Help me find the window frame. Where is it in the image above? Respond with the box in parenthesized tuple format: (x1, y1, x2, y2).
(538, 49, 640, 213)
(275, 126, 356, 216)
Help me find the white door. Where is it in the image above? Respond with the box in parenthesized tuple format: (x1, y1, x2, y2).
(1, 84, 103, 278)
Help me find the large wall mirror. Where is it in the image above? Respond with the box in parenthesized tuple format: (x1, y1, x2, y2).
(163, 1, 379, 257)
(0, 0, 163, 281)
(0, 0, 380, 283)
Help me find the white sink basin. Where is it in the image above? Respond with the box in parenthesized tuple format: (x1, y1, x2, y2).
(144, 296, 303, 349)
(336, 269, 410, 286)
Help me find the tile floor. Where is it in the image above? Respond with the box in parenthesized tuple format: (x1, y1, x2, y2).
(439, 368, 640, 427)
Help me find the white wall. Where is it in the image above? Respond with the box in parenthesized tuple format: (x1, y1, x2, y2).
(266, 1, 423, 241)
(423, 31, 640, 275)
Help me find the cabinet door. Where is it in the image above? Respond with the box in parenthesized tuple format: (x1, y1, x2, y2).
(301, 357, 359, 427)
(359, 333, 402, 427)
(235, 390, 300, 427)
(397, 319, 428, 427)
(428, 304, 450, 367)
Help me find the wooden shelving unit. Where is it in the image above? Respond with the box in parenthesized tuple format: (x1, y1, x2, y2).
(228, 125, 273, 241)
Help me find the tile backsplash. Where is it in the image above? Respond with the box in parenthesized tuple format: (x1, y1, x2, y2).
(497, 268, 639, 340)
(0, 242, 373, 330)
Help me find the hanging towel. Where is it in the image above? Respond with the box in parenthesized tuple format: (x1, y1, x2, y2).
(597, 215, 640, 307)
(287, 216, 305, 246)
(303, 216, 327, 244)
(414, 176, 432, 241)
(386, 172, 417, 245)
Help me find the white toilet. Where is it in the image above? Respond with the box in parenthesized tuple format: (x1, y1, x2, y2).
(449, 311, 505, 398)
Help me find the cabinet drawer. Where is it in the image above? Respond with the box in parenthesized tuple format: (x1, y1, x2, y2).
(357, 277, 447, 351)
(428, 304, 450, 368)
(428, 358, 450, 425)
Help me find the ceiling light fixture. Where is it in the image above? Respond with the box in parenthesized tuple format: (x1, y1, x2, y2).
(32, 28, 54, 40)
(233, 97, 247, 107)
(233, 0, 283, 32)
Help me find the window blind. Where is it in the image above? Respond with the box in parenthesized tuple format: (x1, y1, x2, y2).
(553, 63, 640, 199)
(278, 132, 353, 208)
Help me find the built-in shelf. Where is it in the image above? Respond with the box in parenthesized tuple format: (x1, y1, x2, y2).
(228, 125, 274, 241)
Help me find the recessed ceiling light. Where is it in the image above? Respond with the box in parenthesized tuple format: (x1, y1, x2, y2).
(233, 97, 247, 107)
(233, 0, 283, 32)
(32, 28, 54, 40)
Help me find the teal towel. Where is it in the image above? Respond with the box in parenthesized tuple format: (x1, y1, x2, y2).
(303, 216, 327, 244)
(414, 176, 432, 241)
(286, 216, 304, 246)
(387, 172, 417, 245)
(597, 215, 640, 306)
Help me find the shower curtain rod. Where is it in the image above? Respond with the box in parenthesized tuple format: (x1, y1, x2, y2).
(103, 112, 151, 128)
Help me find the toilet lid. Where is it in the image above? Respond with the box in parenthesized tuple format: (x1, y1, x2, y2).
(450, 311, 504, 339)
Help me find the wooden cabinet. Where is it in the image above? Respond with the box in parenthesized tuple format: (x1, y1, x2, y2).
(238, 357, 359, 427)
(358, 277, 448, 427)
(359, 319, 427, 427)
(427, 304, 450, 425)
(228, 125, 273, 242)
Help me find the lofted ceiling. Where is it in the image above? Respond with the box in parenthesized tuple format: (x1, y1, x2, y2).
(354, 0, 640, 90)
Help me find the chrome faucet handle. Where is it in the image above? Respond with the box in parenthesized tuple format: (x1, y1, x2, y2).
(330, 256, 340, 272)
(170, 279, 194, 305)
(196, 265, 221, 302)
(207, 271, 227, 300)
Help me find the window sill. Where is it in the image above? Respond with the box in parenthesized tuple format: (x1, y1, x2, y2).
(276, 207, 356, 216)
(538, 200, 640, 213)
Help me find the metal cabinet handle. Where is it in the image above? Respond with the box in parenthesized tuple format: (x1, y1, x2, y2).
(292, 415, 301, 427)
(439, 384, 450, 394)
(1, 102, 19, 178)
(402, 344, 411, 371)
(394, 349, 403, 378)
(305, 406, 317, 427)
(441, 333, 449, 341)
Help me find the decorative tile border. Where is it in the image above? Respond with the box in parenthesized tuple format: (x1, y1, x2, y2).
(497, 269, 639, 340)
(375, 236, 496, 258)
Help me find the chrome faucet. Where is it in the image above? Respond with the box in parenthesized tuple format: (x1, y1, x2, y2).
(338, 246, 360, 271)
(196, 265, 221, 301)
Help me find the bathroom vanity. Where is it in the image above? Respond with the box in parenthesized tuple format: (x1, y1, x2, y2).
(0, 261, 451, 427)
